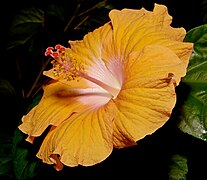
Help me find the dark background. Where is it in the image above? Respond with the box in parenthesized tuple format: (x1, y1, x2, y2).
(0, 0, 206, 179)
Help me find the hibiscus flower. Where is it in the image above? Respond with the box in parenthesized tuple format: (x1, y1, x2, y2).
(18, 3, 193, 171)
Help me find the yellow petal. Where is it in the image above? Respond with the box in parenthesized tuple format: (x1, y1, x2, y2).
(112, 45, 185, 148)
(18, 80, 89, 139)
(37, 103, 114, 167)
(126, 45, 186, 85)
(109, 3, 193, 66)
(69, 22, 113, 66)
(113, 82, 175, 148)
(67, 23, 122, 95)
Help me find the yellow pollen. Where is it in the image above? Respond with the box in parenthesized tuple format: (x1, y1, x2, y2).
(52, 52, 84, 81)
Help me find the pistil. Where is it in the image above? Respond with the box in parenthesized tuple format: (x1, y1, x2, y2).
(45, 45, 121, 99)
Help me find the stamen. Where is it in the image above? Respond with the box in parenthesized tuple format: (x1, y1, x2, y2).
(45, 45, 84, 81)
(45, 44, 121, 98)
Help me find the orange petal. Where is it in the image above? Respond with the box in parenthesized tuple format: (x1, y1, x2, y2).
(69, 22, 113, 67)
(18, 81, 89, 138)
(36, 103, 114, 167)
(126, 45, 186, 85)
(112, 45, 186, 148)
(109, 3, 193, 65)
(113, 82, 175, 148)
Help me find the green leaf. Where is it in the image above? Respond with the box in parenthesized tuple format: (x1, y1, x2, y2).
(7, 7, 44, 50)
(12, 129, 39, 180)
(46, 3, 66, 22)
(168, 154, 188, 180)
(0, 79, 16, 97)
(0, 157, 13, 175)
(178, 24, 207, 141)
(0, 79, 17, 177)
(200, 0, 207, 24)
(0, 136, 13, 176)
